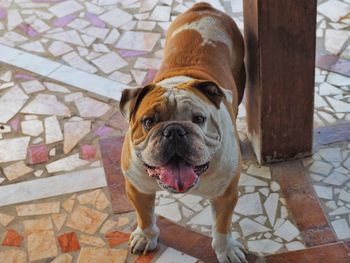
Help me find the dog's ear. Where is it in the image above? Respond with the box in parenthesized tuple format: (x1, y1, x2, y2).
(192, 80, 233, 108)
(119, 84, 155, 121)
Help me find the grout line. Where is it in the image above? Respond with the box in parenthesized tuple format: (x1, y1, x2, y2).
(0, 44, 127, 101)
(0, 167, 107, 207)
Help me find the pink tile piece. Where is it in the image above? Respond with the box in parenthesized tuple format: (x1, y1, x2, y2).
(28, 144, 49, 164)
(85, 12, 106, 28)
(117, 49, 147, 58)
(19, 23, 39, 37)
(142, 69, 158, 85)
(94, 126, 114, 137)
(0, 8, 7, 19)
(9, 117, 20, 132)
(14, 73, 36, 80)
(80, 144, 97, 160)
(53, 14, 76, 27)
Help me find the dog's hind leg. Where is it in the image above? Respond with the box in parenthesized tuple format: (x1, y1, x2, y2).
(125, 178, 159, 255)
(210, 177, 247, 263)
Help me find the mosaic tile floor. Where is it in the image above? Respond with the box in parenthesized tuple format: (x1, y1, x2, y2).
(0, 0, 349, 262)
(303, 141, 350, 241)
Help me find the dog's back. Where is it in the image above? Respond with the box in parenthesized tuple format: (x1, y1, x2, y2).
(154, 2, 245, 108)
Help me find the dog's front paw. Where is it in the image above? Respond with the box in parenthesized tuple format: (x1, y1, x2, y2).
(212, 233, 247, 263)
(129, 225, 159, 255)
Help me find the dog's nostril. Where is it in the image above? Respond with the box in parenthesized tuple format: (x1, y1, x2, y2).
(162, 124, 187, 138)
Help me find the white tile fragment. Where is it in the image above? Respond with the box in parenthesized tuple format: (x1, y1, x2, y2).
(0, 137, 30, 163)
(156, 247, 197, 263)
(21, 94, 71, 117)
(327, 72, 350, 86)
(46, 153, 89, 174)
(247, 239, 283, 254)
(0, 71, 12, 82)
(309, 161, 333, 175)
(0, 168, 106, 207)
(92, 52, 128, 73)
(131, 69, 147, 85)
(325, 29, 350, 55)
(155, 202, 182, 222)
(327, 97, 350, 113)
(314, 185, 333, 200)
(239, 174, 268, 187)
(21, 120, 43, 136)
(235, 193, 263, 216)
(45, 116, 63, 144)
(273, 220, 300, 242)
(264, 193, 279, 227)
(318, 0, 350, 22)
(46, 30, 84, 47)
(20, 41, 45, 53)
(247, 165, 271, 179)
(48, 0, 83, 18)
(63, 120, 91, 154)
(116, 31, 160, 52)
(99, 8, 133, 28)
(104, 29, 120, 44)
(44, 82, 70, 93)
(3, 161, 33, 181)
(286, 241, 305, 251)
(331, 218, 350, 239)
(48, 41, 73, 57)
(0, 86, 29, 123)
(8, 9, 23, 31)
(75, 97, 111, 118)
(239, 218, 270, 236)
(63, 51, 98, 74)
(21, 80, 45, 94)
(150, 6, 171, 21)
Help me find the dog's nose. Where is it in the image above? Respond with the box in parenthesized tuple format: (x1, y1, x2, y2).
(162, 124, 187, 139)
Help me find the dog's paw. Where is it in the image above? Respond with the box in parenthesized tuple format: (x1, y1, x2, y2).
(212, 233, 247, 263)
(129, 225, 159, 255)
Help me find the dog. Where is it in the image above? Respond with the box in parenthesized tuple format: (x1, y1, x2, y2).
(119, 2, 246, 262)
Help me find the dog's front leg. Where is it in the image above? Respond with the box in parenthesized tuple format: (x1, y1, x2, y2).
(210, 178, 247, 263)
(125, 178, 159, 255)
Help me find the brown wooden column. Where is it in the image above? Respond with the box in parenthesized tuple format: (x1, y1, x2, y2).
(243, 0, 317, 164)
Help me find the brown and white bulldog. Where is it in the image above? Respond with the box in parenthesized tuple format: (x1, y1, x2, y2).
(119, 2, 246, 263)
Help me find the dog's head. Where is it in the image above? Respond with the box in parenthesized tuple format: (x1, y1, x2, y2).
(120, 79, 232, 193)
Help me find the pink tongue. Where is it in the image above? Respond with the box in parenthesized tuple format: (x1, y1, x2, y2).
(158, 160, 198, 192)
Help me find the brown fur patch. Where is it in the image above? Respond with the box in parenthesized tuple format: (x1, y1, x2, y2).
(125, 177, 155, 229)
(130, 86, 168, 145)
(121, 131, 131, 171)
(153, 3, 245, 115)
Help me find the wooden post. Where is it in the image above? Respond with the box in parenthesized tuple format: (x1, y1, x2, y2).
(243, 0, 317, 163)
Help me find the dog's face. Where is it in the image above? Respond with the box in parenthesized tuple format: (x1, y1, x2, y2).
(120, 80, 231, 194)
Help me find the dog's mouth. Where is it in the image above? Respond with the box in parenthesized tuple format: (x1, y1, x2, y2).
(143, 155, 209, 193)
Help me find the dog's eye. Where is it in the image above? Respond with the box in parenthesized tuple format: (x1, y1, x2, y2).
(192, 115, 206, 125)
(142, 116, 156, 130)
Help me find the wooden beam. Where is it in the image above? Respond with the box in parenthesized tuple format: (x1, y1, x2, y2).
(243, 0, 317, 163)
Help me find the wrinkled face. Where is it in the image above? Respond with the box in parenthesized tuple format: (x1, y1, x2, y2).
(121, 80, 228, 194)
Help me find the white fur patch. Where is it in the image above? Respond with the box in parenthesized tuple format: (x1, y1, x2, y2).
(211, 231, 246, 263)
(157, 76, 194, 89)
(158, 76, 233, 104)
(130, 220, 160, 254)
(171, 16, 234, 59)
